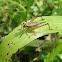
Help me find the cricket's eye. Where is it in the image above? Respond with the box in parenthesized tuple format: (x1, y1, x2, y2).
(23, 23, 24, 24)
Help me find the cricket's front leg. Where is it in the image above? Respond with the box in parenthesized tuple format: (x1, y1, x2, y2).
(19, 27, 28, 37)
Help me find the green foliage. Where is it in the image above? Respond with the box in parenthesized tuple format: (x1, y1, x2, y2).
(44, 41, 62, 62)
(0, 0, 62, 62)
(0, 16, 62, 62)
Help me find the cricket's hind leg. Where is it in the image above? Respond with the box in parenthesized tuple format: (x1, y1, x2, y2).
(38, 23, 52, 30)
(28, 23, 52, 30)
(30, 12, 44, 22)
(46, 23, 53, 30)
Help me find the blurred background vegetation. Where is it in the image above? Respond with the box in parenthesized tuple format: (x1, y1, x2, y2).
(0, 0, 62, 62)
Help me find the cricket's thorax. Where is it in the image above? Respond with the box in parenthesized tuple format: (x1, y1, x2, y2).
(23, 22, 45, 27)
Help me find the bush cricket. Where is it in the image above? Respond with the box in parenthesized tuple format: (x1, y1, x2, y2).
(20, 12, 50, 37)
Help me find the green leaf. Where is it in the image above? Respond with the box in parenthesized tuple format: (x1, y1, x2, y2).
(0, 16, 62, 62)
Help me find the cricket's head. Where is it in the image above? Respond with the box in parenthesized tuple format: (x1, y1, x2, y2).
(21, 23, 26, 27)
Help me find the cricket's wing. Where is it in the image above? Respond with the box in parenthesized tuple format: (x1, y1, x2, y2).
(25, 22, 45, 27)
